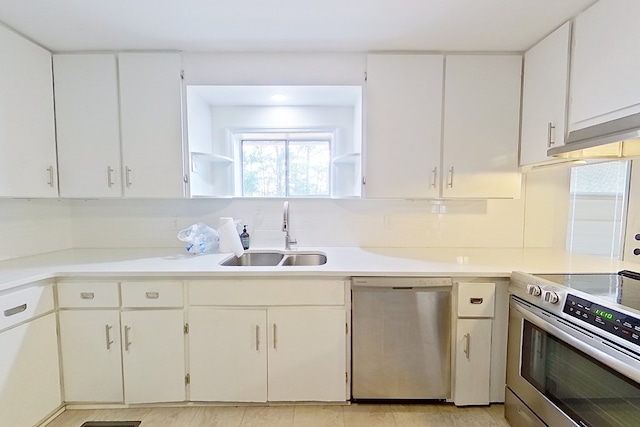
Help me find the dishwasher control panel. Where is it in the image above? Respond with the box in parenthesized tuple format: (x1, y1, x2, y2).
(352, 277, 453, 288)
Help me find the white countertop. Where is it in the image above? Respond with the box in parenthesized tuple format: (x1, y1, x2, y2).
(1, 246, 637, 293)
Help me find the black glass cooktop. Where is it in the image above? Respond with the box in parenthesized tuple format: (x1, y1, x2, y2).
(536, 270, 640, 311)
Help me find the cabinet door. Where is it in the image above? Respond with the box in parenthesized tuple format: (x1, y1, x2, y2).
(54, 54, 122, 198)
(0, 313, 61, 427)
(59, 310, 123, 402)
(442, 55, 522, 198)
(0, 26, 58, 198)
(121, 310, 186, 404)
(268, 308, 347, 401)
(365, 54, 444, 198)
(453, 318, 492, 406)
(189, 309, 268, 402)
(119, 53, 185, 198)
(570, 0, 640, 129)
(520, 22, 571, 166)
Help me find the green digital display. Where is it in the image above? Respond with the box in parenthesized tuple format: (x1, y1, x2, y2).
(594, 308, 614, 320)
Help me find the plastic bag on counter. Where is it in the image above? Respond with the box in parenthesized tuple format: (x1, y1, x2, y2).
(177, 223, 220, 254)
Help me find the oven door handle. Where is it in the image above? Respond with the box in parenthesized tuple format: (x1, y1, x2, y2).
(513, 301, 640, 384)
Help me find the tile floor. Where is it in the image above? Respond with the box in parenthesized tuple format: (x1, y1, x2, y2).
(45, 403, 511, 427)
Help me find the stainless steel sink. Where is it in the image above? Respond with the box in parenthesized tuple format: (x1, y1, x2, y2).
(219, 252, 284, 266)
(280, 253, 327, 266)
(219, 251, 327, 267)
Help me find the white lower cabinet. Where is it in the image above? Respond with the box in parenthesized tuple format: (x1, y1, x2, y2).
(187, 279, 349, 403)
(189, 309, 268, 402)
(267, 309, 347, 402)
(59, 310, 123, 402)
(57, 280, 186, 405)
(189, 307, 347, 402)
(453, 318, 492, 406)
(0, 313, 61, 427)
(453, 282, 495, 406)
(121, 309, 186, 404)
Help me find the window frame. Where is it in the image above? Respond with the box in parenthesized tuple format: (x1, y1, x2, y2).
(234, 129, 334, 198)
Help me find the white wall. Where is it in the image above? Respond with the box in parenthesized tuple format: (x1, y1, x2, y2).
(0, 199, 73, 261)
(0, 169, 571, 258)
(67, 197, 526, 250)
(65, 171, 564, 251)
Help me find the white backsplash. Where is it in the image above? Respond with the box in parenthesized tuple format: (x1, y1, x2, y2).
(0, 199, 73, 261)
(0, 169, 571, 259)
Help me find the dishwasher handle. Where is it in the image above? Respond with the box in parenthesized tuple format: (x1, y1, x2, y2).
(353, 286, 452, 293)
(352, 277, 452, 289)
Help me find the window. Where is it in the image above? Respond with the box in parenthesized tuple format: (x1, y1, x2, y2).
(185, 85, 362, 198)
(240, 132, 331, 197)
(566, 161, 631, 259)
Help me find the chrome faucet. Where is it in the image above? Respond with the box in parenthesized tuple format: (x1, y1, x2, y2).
(282, 201, 297, 250)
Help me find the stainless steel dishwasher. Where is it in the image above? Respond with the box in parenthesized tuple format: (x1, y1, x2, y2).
(352, 277, 452, 400)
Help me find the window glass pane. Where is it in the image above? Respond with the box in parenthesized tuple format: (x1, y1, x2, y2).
(567, 161, 630, 259)
(288, 140, 330, 196)
(242, 140, 285, 197)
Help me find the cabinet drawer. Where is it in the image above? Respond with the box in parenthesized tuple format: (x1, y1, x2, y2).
(121, 281, 183, 308)
(58, 281, 120, 308)
(0, 283, 54, 331)
(188, 279, 346, 306)
(457, 282, 495, 318)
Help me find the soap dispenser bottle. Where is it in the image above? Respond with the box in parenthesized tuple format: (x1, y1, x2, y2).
(240, 225, 250, 250)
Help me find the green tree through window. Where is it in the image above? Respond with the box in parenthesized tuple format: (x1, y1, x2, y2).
(242, 133, 331, 197)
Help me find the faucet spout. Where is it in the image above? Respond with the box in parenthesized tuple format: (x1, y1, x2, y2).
(283, 201, 297, 249)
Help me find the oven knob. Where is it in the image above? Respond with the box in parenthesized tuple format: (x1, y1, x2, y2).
(526, 284, 542, 297)
(543, 291, 560, 304)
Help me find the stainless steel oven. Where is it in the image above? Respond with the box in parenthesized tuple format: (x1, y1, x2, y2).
(506, 271, 640, 427)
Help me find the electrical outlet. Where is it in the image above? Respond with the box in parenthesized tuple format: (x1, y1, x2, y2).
(383, 215, 392, 230)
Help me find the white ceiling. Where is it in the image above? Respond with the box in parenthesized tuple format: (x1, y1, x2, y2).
(0, 0, 596, 53)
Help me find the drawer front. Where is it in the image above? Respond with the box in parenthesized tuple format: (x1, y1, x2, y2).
(121, 281, 183, 308)
(58, 281, 120, 308)
(188, 280, 346, 306)
(0, 283, 55, 331)
(457, 282, 495, 318)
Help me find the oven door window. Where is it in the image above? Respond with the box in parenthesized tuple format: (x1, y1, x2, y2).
(522, 320, 640, 427)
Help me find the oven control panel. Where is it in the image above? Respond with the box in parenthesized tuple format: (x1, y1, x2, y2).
(564, 294, 640, 346)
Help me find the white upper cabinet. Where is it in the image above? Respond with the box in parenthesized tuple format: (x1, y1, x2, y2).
(520, 22, 572, 167)
(54, 54, 122, 198)
(365, 54, 521, 199)
(442, 55, 522, 198)
(570, 0, 640, 130)
(119, 53, 185, 198)
(54, 52, 185, 198)
(0, 26, 58, 198)
(365, 54, 444, 199)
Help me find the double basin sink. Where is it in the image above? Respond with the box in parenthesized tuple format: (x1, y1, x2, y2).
(219, 251, 327, 267)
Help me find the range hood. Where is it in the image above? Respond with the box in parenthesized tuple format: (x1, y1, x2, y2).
(548, 112, 640, 159)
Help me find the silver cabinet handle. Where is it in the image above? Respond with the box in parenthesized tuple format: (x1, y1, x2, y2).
(80, 292, 95, 300)
(47, 166, 54, 187)
(145, 291, 159, 299)
(256, 325, 260, 351)
(124, 325, 132, 351)
(430, 167, 437, 188)
(463, 333, 470, 359)
(273, 324, 277, 349)
(125, 167, 132, 187)
(4, 304, 27, 317)
(107, 166, 115, 187)
(447, 167, 454, 188)
(547, 122, 556, 147)
(105, 324, 114, 350)
(469, 297, 484, 305)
